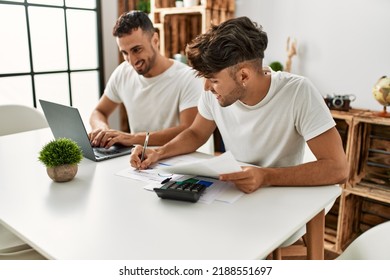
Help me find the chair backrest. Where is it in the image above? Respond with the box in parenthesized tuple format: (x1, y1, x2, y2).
(337, 220, 390, 260)
(0, 104, 48, 136)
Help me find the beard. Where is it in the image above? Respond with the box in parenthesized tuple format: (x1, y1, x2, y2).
(217, 82, 245, 107)
(134, 48, 157, 76)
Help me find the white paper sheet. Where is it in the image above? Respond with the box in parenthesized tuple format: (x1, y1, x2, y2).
(116, 167, 190, 184)
(116, 151, 245, 204)
(156, 151, 242, 178)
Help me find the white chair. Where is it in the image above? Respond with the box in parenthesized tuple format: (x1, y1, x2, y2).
(0, 104, 48, 136)
(337, 220, 390, 260)
(0, 226, 46, 260)
(0, 104, 47, 259)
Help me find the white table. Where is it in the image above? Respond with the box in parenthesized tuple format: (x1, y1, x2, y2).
(0, 128, 341, 260)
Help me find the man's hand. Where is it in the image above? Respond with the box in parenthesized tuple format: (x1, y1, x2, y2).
(130, 145, 160, 170)
(89, 128, 134, 148)
(219, 166, 265, 194)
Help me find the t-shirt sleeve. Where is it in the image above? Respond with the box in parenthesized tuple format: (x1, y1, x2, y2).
(178, 68, 203, 111)
(293, 78, 335, 141)
(198, 90, 215, 121)
(103, 63, 124, 104)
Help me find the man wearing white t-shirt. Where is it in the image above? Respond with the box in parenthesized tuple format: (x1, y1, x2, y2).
(130, 16, 349, 193)
(89, 11, 202, 148)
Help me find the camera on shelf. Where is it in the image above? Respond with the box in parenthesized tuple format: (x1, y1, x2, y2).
(324, 94, 356, 111)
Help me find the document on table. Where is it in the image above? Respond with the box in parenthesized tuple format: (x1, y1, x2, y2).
(156, 151, 242, 178)
(116, 151, 242, 183)
(196, 176, 244, 204)
(116, 167, 184, 184)
(115, 151, 245, 204)
(115, 153, 204, 184)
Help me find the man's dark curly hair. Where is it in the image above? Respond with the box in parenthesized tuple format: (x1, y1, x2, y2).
(113, 10, 155, 38)
(186, 16, 268, 77)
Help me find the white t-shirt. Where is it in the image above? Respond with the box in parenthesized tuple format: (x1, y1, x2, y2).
(104, 60, 202, 133)
(198, 70, 335, 167)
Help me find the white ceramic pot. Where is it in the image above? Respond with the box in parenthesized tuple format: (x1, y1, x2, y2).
(183, 0, 198, 8)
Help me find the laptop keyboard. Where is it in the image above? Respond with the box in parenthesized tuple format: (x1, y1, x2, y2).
(94, 147, 122, 155)
(92, 145, 133, 160)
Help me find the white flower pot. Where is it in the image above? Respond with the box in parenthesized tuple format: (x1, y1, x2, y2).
(183, 0, 198, 8)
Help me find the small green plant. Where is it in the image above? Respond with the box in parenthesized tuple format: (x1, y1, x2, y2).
(269, 61, 284, 72)
(38, 138, 83, 168)
(137, 0, 150, 13)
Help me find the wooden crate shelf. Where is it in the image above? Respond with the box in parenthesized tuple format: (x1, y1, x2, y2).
(324, 198, 340, 252)
(151, 0, 235, 58)
(328, 109, 390, 253)
(324, 227, 338, 252)
(347, 183, 390, 203)
(349, 114, 390, 200)
(339, 193, 390, 251)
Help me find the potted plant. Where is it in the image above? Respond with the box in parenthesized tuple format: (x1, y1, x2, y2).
(269, 61, 284, 72)
(38, 138, 83, 182)
(137, 0, 150, 13)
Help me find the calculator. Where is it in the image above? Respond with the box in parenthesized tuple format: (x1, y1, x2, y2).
(153, 179, 210, 202)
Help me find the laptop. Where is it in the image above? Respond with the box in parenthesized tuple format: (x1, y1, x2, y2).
(39, 99, 133, 162)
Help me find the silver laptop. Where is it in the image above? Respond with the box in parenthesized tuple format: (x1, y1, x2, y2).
(39, 99, 133, 161)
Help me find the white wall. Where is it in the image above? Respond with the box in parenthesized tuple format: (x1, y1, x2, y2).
(100, 0, 120, 129)
(101, 0, 118, 84)
(235, 0, 389, 111)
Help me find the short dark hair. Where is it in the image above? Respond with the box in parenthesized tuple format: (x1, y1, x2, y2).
(113, 10, 155, 38)
(186, 16, 268, 77)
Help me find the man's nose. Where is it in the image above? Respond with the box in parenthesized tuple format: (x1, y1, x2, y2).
(124, 53, 135, 64)
(123, 53, 131, 63)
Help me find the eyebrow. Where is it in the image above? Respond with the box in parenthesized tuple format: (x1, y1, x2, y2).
(130, 44, 141, 50)
(119, 44, 142, 54)
(129, 44, 143, 53)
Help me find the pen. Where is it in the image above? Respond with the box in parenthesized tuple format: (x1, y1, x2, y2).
(140, 132, 150, 163)
(161, 177, 172, 184)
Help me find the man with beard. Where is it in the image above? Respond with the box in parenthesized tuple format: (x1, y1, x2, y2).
(89, 11, 202, 148)
(130, 16, 349, 193)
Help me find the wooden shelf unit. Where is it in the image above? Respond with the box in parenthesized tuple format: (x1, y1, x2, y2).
(326, 109, 390, 253)
(150, 0, 235, 58)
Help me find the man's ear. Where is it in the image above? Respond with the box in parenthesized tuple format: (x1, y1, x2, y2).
(238, 67, 250, 86)
(152, 32, 159, 47)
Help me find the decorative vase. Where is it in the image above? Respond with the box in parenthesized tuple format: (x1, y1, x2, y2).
(46, 164, 78, 182)
(183, 0, 198, 8)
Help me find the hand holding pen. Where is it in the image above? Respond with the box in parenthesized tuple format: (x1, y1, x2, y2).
(140, 132, 149, 162)
(130, 133, 160, 170)
(138, 132, 149, 169)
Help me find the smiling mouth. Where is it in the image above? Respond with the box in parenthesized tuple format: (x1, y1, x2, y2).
(212, 92, 221, 100)
(134, 60, 144, 69)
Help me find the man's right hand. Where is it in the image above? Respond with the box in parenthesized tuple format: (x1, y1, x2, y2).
(130, 145, 159, 170)
(89, 128, 134, 148)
